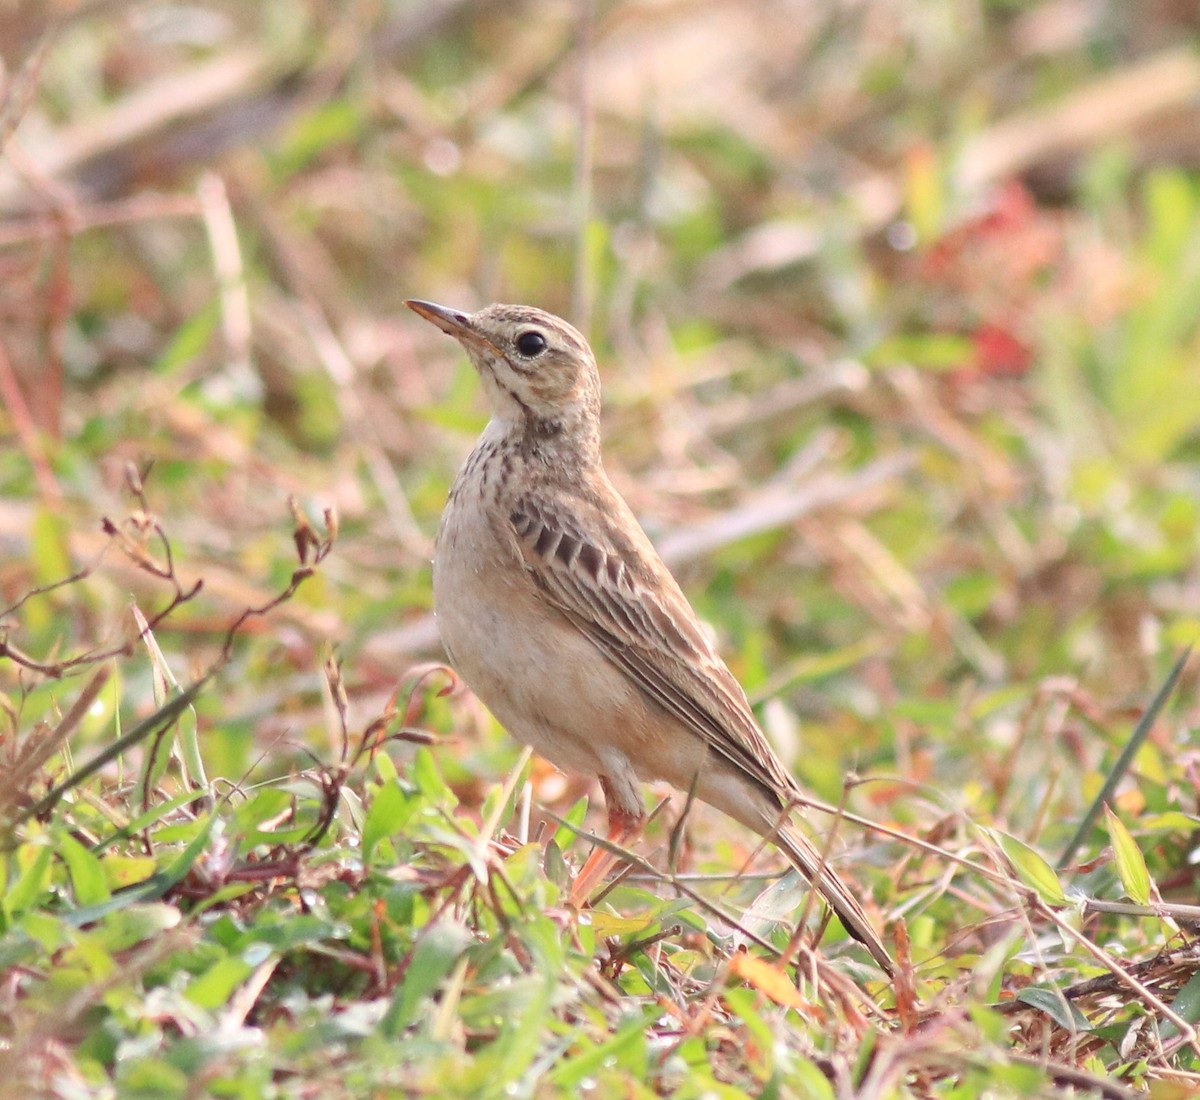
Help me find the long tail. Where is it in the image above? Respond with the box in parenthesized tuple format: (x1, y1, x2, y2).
(777, 825, 894, 975)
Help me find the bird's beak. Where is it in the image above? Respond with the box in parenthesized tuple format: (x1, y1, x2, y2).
(407, 298, 506, 359)
(406, 299, 475, 340)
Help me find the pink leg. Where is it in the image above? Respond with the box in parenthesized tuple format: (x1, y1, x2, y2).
(568, 777, 645, 906)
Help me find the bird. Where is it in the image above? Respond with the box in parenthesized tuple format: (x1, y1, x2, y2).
(406, 298, 893, 974)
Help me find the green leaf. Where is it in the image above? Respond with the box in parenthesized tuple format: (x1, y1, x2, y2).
(101, 854, 158, 891)
(992, 830, 1068, 906)
(1104, 805, 1152, 905)
(31, 508, 72, 587)
(548, 1009, 653, 1087)
(542, 840, 569, 890)
(412, 747, 454, 806)
(233, 787, 292, 830)
(187, 954, 257, 1009)
(587, 911, 659, 938)
(157, 813, 220, 889)
(1017, 987, 1092, 1032)
(116, 1057, 189, 1095)
(272, 99, 363, 180)
(552, 796, 590, 851)
(59, 833, 111, 906)
(152, 304, 218, 375)
(1140, 811, 1200, 834)
(384, 921, 473, 1034)
(5, 842, 54, 919)
(1162, 972, 1200, 1040)
(93, 789, 208, 853)
(91, 904, 179, 953)
(870, 332, 973, 371)
(362, 781, 415, 867)
(65, 813, 218, 927)
(372, 753, 399, 784)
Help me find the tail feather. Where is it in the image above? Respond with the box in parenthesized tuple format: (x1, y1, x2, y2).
(778, 825, 894, 975)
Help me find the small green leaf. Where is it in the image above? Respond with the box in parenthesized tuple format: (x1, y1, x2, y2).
(157, 813, 219, 888)
(65, 819, 216, 927)
(1162, 972, 1200, 1040)
(587, 911, 658, 938)
(1104, 805, 1152, 905)
(548, 1009, 653, 1087)
(362, 781, 415, 866)
(187, 954, 256, 1009)
(5, 842, 54, 919)
(1017, 987, 1092, 1032)
(373, 753, 398, 783)
(117, 1057, 189, 1095)
(152, 304, 218, 375)
(552, 797, 590, 851)
(93, 789, 208, 853)
(384, 921, 473, 1034)
(59, 834, 111, 906)
(92, 904, 179, 953)
(31, 508, 72, 587)
(1140, 811, 1200, 833)
(723, 986, 775, 1054)
(272, 99, 363, 180)
(412, 747, 454, 806)
(101, 854, 159, 891)
(992, 830, 1068, 906)
(543, 839, 569, 889)
(233, 787, 292, 830)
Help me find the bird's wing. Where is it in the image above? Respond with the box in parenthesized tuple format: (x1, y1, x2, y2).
(508, 487, 796, 802)
(509, 484, 896, 975)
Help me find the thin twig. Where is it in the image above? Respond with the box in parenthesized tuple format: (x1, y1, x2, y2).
(1041, 902, 1200, 1058)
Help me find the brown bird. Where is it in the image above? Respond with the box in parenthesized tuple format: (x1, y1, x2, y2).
(407, 299, 892, 974)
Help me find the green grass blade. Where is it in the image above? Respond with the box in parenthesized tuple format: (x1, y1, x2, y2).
(1057, 647, 1191, 870)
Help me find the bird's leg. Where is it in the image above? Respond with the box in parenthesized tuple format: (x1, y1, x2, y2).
(568, 777, 645, 906)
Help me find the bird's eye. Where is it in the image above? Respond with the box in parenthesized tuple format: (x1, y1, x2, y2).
(516, 331, 548, 357)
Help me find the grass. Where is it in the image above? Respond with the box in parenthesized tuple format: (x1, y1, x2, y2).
(4, 3, 1200, 1096)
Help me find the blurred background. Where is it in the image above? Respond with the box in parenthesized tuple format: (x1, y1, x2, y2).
(3, 0, 1200, 839)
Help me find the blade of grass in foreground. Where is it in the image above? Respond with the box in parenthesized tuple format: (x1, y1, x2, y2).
(1056, 647, 1191, 870)
(10, 676, 210, 828)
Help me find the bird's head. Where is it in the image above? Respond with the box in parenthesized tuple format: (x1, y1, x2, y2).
(406, 300, 601, 450)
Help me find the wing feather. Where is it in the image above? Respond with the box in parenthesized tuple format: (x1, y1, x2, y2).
(508, 492, 796, 801)
(508, 486, 895, 974)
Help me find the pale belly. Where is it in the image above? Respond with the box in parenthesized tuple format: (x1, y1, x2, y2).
(433, 489, 632, 779)
(432, 474, 782, 831)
